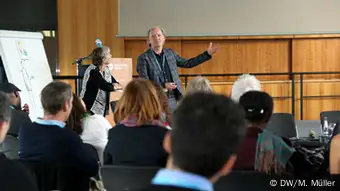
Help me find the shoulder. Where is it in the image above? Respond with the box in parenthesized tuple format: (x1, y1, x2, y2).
(138, 49, 150, 59)
(109, 124, 168, 135)
(83, 115, 112, 130)
(164, 48, 175, 54)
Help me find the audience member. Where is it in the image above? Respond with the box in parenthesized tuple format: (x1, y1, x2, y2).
(19, 81, 99, 190)
(0, 82, 31, 159)
(104, 78, 169, 167)
(230, 74, 261, 102)
(0, 92, 38, 191)
(66, 93, 111, 164)
(235, 91, 295, 176)
(138, 92, 246, 191)
(184, 76, 212, 96)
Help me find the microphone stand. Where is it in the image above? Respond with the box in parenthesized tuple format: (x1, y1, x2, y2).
(73, 54, 91, 95)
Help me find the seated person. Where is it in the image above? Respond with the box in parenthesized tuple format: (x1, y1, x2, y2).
(66, 93, 111, 164)
(0, 92, 38, 191)
(184, 76, 212, 96)
(0, 82, 31, 159)
(234, 91, 295, 176)
(138, 92, 246, 191)
(230, 74, 261, 102)
(104, 78, 169, 167)
(19, 81, 99, 191)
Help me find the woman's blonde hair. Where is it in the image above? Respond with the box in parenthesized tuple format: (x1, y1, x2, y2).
(185, 76, 212, 95)
(114, 78, 163, 125)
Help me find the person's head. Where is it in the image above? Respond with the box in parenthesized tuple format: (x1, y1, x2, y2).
(184, 76, 212, 96)
(163, 92, 246, 182)
(0, 82, 22, 109)
(231, 74, 261, 102)
(114, 78, 163, 125)
(41, 81, 73, 122)
(0, 92, 11, 143)
(239, 91, 273, 127)
(91, 46, 112, 70)
(147, 27, 166, 49)
(66, 93, 87, 135)
(152, 82, 172, 125)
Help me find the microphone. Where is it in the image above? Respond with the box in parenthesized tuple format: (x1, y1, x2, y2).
(96, 38, 103, 48)
(72, 54, 92, 65)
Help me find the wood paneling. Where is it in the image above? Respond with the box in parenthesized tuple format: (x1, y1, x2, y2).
(292, 38, 340, 79)
(57, 0, 123, 84)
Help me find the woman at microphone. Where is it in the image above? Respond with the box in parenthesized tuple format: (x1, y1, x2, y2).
(80, 46, 122, 116)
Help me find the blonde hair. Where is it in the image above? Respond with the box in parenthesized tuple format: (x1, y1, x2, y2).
(114, 78, 163, 125)
(185, 76, 212, 96)
(231, 74, 261, 102)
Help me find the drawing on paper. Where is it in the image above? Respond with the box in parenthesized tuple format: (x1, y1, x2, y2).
(16, 41, 36, 109)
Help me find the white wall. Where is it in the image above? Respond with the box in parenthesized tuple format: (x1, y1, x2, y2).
(118, 0, 340, 37)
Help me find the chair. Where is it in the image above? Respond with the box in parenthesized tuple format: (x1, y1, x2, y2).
(320, 111, 340, 126)
(266, 113, 298, 139)
(19, 160, 59, 191)
(214, 170, 296, 191)
(100, 165, 160, 191)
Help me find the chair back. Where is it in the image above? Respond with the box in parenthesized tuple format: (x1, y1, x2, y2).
(101, 165, 160, 191)
(266, 113, 297, 138)
(19, 160, 59, 191)
(320, 111, 340, 125)
(214, 170, 296, 191)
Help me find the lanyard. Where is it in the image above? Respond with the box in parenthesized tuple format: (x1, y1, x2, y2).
(151, 49, 166, 73)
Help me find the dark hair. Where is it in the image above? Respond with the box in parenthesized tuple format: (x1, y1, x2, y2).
(91, 46, 110, 67)
(66, 93, 87, 135)
(41, 81, 73, 115)
(239, 91, 273, 124)
(152, 82, 172, 125)
(0, 92, 11, 122)
(171, 92, 246, 178)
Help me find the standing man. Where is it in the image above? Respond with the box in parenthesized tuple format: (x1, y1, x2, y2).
(136, 27, 219, 111)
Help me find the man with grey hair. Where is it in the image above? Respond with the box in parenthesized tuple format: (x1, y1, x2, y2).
(137, 27, 219, 111)
(0, 92, 38, 191)
(231, 74, 261, 102)
(19, 81, 99, 190)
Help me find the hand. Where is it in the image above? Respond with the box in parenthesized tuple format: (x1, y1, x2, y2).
(165, 82, 177, 90)
(114, 83, 123, 90)
(207, 42, 220, 56)
(22, 104, 29, 115)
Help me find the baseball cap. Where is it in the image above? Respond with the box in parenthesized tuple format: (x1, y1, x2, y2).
(0, 82, 21, 94)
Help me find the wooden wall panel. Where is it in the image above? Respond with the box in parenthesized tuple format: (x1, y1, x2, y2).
(292, 38, 340, 79)
(301, 80, 340, 120)
(57, 0, 123, 87)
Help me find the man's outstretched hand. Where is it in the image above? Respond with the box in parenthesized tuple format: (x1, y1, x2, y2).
(207, 42, 220, 56)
